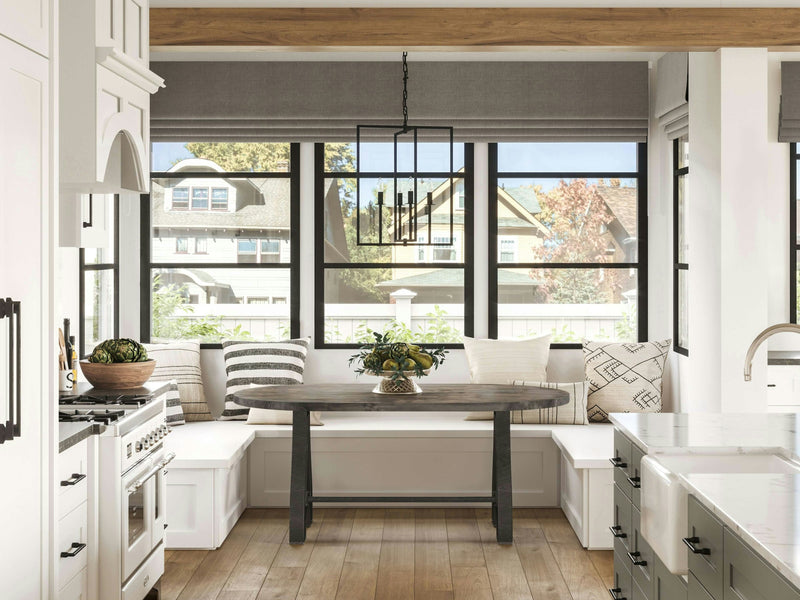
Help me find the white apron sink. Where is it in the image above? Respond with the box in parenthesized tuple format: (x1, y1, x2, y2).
(640, 453, 800, 575)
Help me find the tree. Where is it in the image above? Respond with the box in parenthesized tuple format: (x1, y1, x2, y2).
(530, 179, 622, 303)
(182, 142, 355, 172)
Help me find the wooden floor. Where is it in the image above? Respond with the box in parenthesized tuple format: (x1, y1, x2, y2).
(162, 507, 613, 600)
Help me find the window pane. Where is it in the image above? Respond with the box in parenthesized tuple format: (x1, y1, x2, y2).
(83, 269, 115, 354)
(497, 267, 637, 342)
(678, 137, 689, 169)
(150, 268, 291, 342)
(677, 174, 688, 263)
(83, 196, 116, 264)
(497, 143, 637, 173)
(326, 142, 465, 173)
(497, 178, 638, 263)
(678, 268, 688, 349)
(191, 187, 209, 210)
(151, 142, 291, 172)
(323, 267, 464, 344)
(151, 178, 291, 264)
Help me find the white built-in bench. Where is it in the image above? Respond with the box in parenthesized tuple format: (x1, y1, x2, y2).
(163, 414, 613, 551)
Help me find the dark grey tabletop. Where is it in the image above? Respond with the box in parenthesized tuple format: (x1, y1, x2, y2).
(234, 383, 569, 412)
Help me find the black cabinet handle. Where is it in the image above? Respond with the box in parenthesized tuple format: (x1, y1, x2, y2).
(82, 194, 93, 228)
(626, 475, 641, 488)
(60, 542, 86, 558)
(60, 473, 86, 487)
(627, 551, 647, 566)
(682, 536, 711, 555)
(609, 457, 628, 468)
(609, 525, 627, 538)
(609, 587, 627, 600)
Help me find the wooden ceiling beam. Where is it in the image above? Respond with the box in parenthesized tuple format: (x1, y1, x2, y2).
(150, 7, 800, 49)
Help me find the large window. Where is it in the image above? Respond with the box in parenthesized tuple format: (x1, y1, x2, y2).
(79, 195, 119, 356)
(674, 137, 689, 354)
(489, 142, 647, 345)
(316, 142, 473, 347)
(142, 142, 300, 345)
(792, 143, 800, 324)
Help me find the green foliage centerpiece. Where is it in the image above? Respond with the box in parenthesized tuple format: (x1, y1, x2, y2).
(80, 338, 155, 389)
(349, 332, 448, 394)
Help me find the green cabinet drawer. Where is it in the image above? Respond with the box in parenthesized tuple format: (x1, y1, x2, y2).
(613, 483, 632, 554)
(687, 496, 724, 600)
(613, 549, 634, 600)
(723, 529, 800, 600)
(654, 553, 688, 600)
(689, 572, 717, 600)
(630, 445, 645, 509)
(613, 429, 634, 499)
(631, 506, 654, 599)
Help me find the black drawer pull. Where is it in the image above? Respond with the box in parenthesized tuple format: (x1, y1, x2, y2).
(609, 525, 627, 538)
(60, 473, 86, 487)
(626, 475, 641, 488)
(60, 542, 86, 558)
(627, 551, 647, 566)
(682, 536, 711, 555)
(609, 587, 627, 600)
(609, 457, 628, 468)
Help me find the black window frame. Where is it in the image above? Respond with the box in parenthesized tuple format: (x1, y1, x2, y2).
(488, 142, 648, 348)
(791, 143, 798, 324)
(141, 143, 301, 349)
(315, 142, 475, 350)
(79, 194, 120, 357)
(673, 137, 689, 355)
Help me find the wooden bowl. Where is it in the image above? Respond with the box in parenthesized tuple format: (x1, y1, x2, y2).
(79, 360, 156, 390)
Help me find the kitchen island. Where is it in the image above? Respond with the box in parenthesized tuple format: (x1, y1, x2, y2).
(610, 412, 800, 599)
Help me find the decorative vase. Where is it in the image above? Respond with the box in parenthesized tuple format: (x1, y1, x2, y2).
(372, 370, 428, 394)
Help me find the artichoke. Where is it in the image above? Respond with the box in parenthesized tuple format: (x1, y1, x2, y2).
(91, 338, 148, 363)
(88, 347, 112, 364)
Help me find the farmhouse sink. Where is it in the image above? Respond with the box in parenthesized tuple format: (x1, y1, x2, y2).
(640, 452, 800, 575)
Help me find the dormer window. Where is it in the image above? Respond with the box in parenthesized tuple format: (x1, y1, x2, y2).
(211, 188, 229, 210)
(191, 187, 209, 210)
(172, 187, 189, 210)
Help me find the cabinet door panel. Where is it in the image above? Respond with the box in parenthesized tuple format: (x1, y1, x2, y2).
(654, 554, 687, 600)
(688, 573, 716, 600)
(687, 496, 724, 600)
(613, 429, 634, 499)
(613, 483, 632, 554)
(723, 530, 800, 600)
(0, 0, 49, 56)
(614, 551, 633, 600)
(631, 506, 654, 599)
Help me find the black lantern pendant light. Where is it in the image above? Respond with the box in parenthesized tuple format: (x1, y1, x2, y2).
(356, 53, 455, 247)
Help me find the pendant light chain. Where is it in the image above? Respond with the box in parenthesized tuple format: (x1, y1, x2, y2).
(402, 52, 409, 131)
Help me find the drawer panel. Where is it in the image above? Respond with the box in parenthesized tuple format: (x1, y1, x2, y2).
(613, 483, 632, 554)
(632, 579, 650, 600)
(687, 496, 724, 600)
(59, 567, 88, 600)
(58, 502, 88, 590)
(723, 529, 800, 600)
(630, 445, 645, 509)
(58, 439, 89, 519)
(689, 572, 717, 600)
(614, 550, 634, 600)
(654, 553, 688, 600)
(613, 429, 633, 499)
(122, 542, 164, 600)
(631, 506, 654, 599)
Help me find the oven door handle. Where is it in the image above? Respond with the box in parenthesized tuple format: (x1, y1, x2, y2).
(127, 452, 175, 493)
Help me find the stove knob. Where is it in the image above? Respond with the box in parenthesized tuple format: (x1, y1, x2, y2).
(142, 438, 150, 450)
(135, 440, 144, 452)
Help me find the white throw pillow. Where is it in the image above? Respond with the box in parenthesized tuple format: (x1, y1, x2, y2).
(583, 339, 671, 423)
(144, 341, 212, 422)
(466, 380, 588, 425)
(245, 384, 323, 426)
(164, 379, 185, 426)
(462, 335, 551, 384)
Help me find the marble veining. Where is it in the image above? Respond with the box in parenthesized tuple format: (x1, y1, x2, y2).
(682, 473, 800, 590)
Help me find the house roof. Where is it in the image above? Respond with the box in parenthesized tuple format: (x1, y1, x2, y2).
(504, 186, 542, 214)
(151, 178, 291, 231)
(596, 185, 637, 237)
(377, 268, 540, 288)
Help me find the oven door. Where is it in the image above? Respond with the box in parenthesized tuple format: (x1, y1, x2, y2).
(121, 450, 174, 581)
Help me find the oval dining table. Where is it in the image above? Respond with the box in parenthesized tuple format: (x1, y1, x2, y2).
(234, 383, 568, 545)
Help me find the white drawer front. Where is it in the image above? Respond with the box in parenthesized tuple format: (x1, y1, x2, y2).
(58, 502, 88, 591)
(122, 542, 164, 600)
(59, 566, 88, 599)
(58, 439, 89, 519)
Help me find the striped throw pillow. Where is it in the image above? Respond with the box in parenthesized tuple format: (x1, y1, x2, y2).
(144, 341, 213, 422)
(165, 380, 185, 426)
(466, 380, 589, 425)
(220, 338, 310, 421)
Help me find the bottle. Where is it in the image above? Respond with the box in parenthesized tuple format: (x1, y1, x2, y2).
(69, 335, 77, 389)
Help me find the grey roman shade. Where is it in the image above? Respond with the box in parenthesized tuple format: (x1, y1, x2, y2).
(150, 61, 649, 143)
(655, 53, 688, 140)
(780, 62, 800, 142)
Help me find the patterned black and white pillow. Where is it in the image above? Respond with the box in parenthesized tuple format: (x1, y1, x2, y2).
(144, 341, 213, 422)
(164, 380, 185, 426)
(220, 338, 310, 421)
(583, 340, 671, 423)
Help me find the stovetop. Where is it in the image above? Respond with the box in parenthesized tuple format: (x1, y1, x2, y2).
(58, 408, 128, 425)
(58, 381, 171, 426)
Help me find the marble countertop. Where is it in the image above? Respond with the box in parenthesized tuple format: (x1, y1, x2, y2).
(682, 473, 800, 590)
(609, 412, 800, 589)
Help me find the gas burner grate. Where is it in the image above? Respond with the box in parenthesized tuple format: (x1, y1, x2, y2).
(58, 410, 94, 423)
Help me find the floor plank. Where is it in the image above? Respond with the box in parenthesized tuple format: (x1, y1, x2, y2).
(161, 550, 209, 600)
(514, 525, 573, 600)
(296, 508, 356, 600)
(589, 551, 614, 589)
(475, 508, 534, 600)
(375, 508, 416, 600)
(446, 508, 486, 569)
(548, 538, 610, 600)
(451, 566, 494, 600)
(415, 508, 455, 600)
(335, 508, 385, 600)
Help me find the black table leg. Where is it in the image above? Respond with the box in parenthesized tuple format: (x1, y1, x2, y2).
(491, 426, 497, 527)
(493, 410, 513, 544)
(305, 419, 313, 527)
(290, 409, 311, 544)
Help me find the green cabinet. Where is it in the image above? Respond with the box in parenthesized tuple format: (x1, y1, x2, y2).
(654, 554, 687, 600)
(723, 529, 800, 600)
(686, 496, 724, 599)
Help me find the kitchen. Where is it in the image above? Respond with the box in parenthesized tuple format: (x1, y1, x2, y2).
(6, 2, 800, 600)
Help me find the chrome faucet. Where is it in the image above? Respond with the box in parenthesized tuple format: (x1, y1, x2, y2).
(744, 323, 800, 381)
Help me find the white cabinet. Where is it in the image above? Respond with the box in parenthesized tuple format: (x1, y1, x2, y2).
(60, 0, 163, 194)
(0, 0, 49, 57)
(60, 193, 114, 248)
(767, 365, 800, 412)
